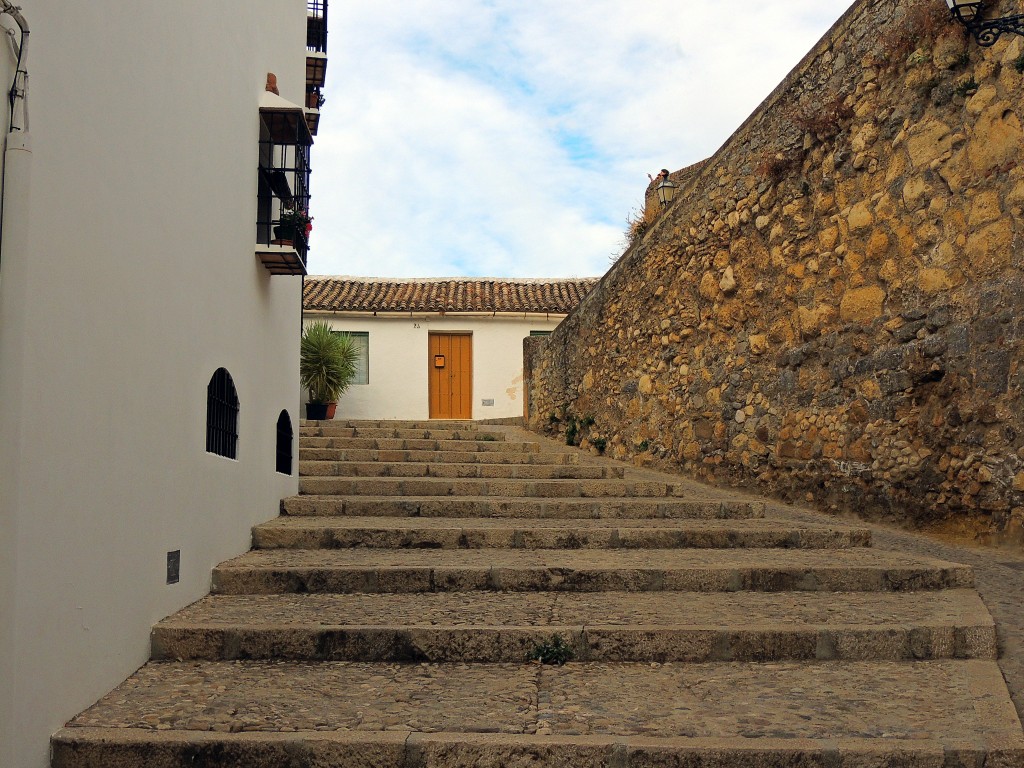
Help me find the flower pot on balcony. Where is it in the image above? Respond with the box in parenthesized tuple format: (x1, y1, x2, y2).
(273, 224, 298, 245)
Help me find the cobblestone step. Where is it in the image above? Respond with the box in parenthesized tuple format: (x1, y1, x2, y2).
(150, 590, 996, 663)
(280, 495, 767, 520)
(298, 477, 702, 498)
(211, 548, 973, 595)
(253, 516, 872, 550)
(302, 419, 478, 430)
(300, 426, 508, 441)
(298, 460, 625, 479)
(53, 660, 1024, 767)
(300, 436, 540, 452)
(299, 447, 579, 464)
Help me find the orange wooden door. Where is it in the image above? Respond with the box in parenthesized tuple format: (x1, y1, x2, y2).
(428, 333, 472, 419)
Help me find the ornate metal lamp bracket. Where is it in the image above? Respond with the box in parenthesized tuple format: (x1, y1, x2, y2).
(947, 0, 1024, 46)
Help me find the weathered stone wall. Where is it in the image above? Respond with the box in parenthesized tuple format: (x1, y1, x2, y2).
(527, 0, 1024, 535)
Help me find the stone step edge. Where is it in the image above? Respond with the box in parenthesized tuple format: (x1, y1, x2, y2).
(279, 500, 766, 521)
(51, 728, 1024, 768)
(296, 461, 622, 476)
(299, 420, 494, 427)
(299, 441, 541, 454)
(297, 479, 699, 495)
(296, 451, 579, 464)
(150, 621, 997, 662)
(299, 431, 509, 442)
(211, 562, 974, 595)
(252, 521, 873, 549)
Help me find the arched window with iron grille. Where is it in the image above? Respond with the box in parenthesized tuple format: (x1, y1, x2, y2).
(206, 368, 239, 459)
(276, 410, 293, 475)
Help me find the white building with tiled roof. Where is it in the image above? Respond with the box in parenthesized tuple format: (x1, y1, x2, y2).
(303, 276, 598, 420)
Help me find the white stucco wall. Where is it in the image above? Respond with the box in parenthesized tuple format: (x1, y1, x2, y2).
(304, 313, 565, 420)
(0, 3, 307, 766)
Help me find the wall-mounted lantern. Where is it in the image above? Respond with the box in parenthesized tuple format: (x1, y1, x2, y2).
(945, 0, 1024, 47)
(656, 178, 677, 208)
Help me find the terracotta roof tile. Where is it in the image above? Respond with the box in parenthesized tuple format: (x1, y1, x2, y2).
(303, 277, 599, 314)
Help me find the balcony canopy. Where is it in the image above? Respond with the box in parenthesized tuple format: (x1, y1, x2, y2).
(259, 91, 313, 146)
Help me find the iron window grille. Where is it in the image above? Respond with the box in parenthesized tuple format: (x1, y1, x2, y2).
(257, 108, 313, 264)
(276, 410, 294, 475)
(206, 368, 239, 459)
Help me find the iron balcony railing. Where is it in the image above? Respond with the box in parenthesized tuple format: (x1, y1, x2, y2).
(257, 109, 313, 266)
(307, 0, 327, 54)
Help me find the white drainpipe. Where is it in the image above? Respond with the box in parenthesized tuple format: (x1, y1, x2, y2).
(0, 1, 29, 276)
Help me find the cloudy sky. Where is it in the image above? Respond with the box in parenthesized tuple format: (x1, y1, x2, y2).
(307, 0, 854, 279)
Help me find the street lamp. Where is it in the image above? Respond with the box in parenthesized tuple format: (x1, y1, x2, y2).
(944, 0, 1024, 47)
(656, 178, 677, 208)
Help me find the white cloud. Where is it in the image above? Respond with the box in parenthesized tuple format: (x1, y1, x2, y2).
(307, 0, 854, 278)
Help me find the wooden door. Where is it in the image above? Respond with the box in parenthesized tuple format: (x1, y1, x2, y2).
(428, 333, 472, 419)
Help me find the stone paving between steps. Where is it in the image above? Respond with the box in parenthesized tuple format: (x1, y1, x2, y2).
(159, 590, 992, 631)
(212, 547, 974, 596)
(150, 589, 997, 664)
(65, 659, 1021, 743)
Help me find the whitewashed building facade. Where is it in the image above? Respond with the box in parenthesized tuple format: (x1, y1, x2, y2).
(0, 2, 325, 765)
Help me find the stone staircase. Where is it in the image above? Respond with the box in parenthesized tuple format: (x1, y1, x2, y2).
(52, 421, 1024, 766)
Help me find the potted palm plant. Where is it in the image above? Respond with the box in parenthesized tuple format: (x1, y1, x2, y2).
(300, 321, 359, 420)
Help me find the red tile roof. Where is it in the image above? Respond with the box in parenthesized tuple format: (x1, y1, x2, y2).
(303, 277, 599, 314)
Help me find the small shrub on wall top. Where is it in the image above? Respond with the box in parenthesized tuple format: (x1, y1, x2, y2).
(624, 206, 659, 250)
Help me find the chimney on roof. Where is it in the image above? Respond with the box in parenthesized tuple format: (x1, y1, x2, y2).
(265, 73, 280, 95)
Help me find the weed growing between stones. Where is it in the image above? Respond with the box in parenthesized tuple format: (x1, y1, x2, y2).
(565, 416, 578, 446)
(564, 414, 596, 447)
(789, 96, 855, 140)
(953, 76, 978, 97)
(528, 634, 574, 665)
(756, 148, 805, 185)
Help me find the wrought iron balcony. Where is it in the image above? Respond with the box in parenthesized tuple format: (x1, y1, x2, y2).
(305, 86, 325, 135)
(304, 0, 328, 135)
(256, 102, 313, 276)
(307, 0, 327, 54)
